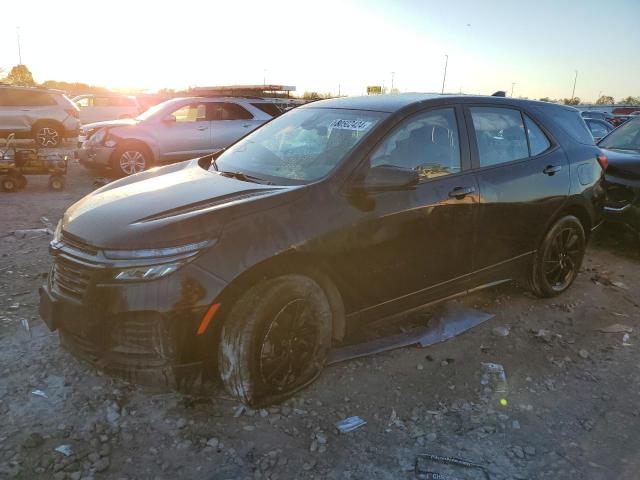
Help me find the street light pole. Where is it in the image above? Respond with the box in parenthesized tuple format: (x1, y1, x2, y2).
(16, 27, 22, 64)
(511, 82, 516, 97)
(441, 55, 448, 94)
(391, 71, 395, 91)
(571, 70, 578, 100)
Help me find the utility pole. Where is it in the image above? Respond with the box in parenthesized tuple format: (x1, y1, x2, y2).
(441, 55, 448, 94)
(571, 70, 578, 100)
(263, 69, 267, 87)
(338, 84, 341, 97)
(511, 82, 516, 97)
(16, 27, 22, 64)
(390, 71, 395, 91)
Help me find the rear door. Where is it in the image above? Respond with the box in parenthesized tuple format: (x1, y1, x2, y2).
(156, 102, 212, 161)
(209, 102, 259, 149)
(0, 88, 26, 132)
(0, 89, 53, 133)
(465, 105, 569, 272)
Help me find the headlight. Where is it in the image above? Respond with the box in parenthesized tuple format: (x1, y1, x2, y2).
(89, 128, 107, 144)
(104, 240, 213, 260)
(113, 262, 183, 282)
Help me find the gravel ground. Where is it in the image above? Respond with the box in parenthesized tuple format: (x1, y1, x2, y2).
(1, 161, 639, 479)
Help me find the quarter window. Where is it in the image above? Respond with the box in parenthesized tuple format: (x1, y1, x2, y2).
(470, 107, 528, 167)
(524, 114, 551, 156)
(370, 108, 461, 180)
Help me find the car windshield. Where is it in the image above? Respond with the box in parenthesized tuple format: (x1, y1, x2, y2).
(599, 118, 640, 151)
(212, 107, 386, 184)
(135, 98, 184, 121)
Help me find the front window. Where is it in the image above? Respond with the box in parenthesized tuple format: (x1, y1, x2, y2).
(171, 104, 207, 122)
(599, 118, 640, 151)
(212, 108, 386, 184)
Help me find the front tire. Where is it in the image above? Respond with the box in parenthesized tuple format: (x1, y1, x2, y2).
(529, 215, 585, 297)
(111, 144, 151, 177)
(218, 275, 332, 407)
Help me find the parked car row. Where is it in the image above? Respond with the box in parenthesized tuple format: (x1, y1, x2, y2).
(40, 93, 607, 405)
(0, 85, 80, 147)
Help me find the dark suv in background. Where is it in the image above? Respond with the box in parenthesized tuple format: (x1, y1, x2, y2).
(40, 94, 605, 406)
(0, 85, 80, 147)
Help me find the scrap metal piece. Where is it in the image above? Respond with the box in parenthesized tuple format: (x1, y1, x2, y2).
(328, 301, 494, 364)
(415, 452, 491, 480)
(335, 416, 367, 433)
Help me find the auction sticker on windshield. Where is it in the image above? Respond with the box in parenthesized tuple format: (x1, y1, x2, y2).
(329, 119, 373, 131)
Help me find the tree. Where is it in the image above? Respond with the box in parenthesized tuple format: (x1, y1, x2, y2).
(40, 80, 109, 97)
(595, 95, 615, 105)
(4, 64, 35, 86)
(563, 97, 580, 105)
(539, 97, 553, 102)
(619, 96, 640, 105)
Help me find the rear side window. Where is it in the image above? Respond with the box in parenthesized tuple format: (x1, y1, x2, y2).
(470, 107, 528, 167)
(524, 114, 551, 156)
(210, 103, 254, 120)
(251, 102, 282, 117)
(0, 90, 56, 107)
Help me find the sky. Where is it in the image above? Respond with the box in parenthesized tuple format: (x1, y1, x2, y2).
(1, 0, 639, 101)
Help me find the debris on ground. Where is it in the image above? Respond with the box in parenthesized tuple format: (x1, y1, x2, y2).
(492, 325, 510, 337)
(598, 324, 633, 334)
(54, 445, 72, 457)
(415, 452, 490, 480)
(335, 416, 367, 433)
(31, 389, 48, 399)
(481, 362, 508, 393)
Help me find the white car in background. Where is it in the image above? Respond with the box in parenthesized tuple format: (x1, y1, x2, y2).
(72, 94, 141, 124)
(78, 96, 282, 176)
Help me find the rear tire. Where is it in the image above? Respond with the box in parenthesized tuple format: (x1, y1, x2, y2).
(33, 122, 62, 148)
(48, 174, 65, 191)
(1, 175, 18, 192)
(529, 215, 585, 297)
(218, 275, 332, 407)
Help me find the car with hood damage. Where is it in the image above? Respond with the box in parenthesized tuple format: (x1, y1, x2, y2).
(40, 94, 605, 406)
(599, 117, 640, 233)
(77, 96, 280, 177)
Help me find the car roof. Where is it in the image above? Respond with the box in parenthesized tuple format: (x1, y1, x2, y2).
(301, 93, 578, 114)
(0, 84, 64, 95)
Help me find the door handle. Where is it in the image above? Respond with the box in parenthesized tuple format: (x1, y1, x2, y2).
(242, 124, 252, 128)
(448, 186, 476, 199)
(196, 126, 208, 131)
(543, 165, 562, 176)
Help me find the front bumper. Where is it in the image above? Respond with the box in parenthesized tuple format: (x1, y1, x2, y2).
(77, 145, 114, 168)
(39, 252, 228, 388)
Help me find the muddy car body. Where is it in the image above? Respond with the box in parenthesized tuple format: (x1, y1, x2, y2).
(40, 94, 605, 405)
(599, 117, 640, 231)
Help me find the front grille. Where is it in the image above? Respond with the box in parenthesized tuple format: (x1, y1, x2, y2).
(52, 256, 95, 300)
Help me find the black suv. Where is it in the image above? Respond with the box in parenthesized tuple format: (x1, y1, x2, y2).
(39, 94, 605, 405)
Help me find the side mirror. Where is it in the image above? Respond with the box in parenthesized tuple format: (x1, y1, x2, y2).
(163, 115, 176, 123)
(351, 165, 419, 193)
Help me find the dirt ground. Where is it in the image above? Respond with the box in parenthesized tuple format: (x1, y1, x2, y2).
(1, 161, 640, 480)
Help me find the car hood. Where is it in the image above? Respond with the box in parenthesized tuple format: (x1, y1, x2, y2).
(82, 118, 138, 131)
(601, 148, 640, 185)
(62, 160, 295, 249)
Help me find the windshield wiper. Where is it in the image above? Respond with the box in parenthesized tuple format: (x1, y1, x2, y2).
(217, 170, 274, 185)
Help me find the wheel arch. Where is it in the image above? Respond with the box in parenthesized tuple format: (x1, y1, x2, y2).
(212, 251, 347, 344)
(31, 119, 64, 134)
(539, 200, 592, 247)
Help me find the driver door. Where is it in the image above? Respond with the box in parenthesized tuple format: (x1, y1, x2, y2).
(333, 106, 479, 315)
(157, 102, 212, 162)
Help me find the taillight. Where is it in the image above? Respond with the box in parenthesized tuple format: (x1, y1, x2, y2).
(65, 108, 79, 119)
(597, 154, 608, 171)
